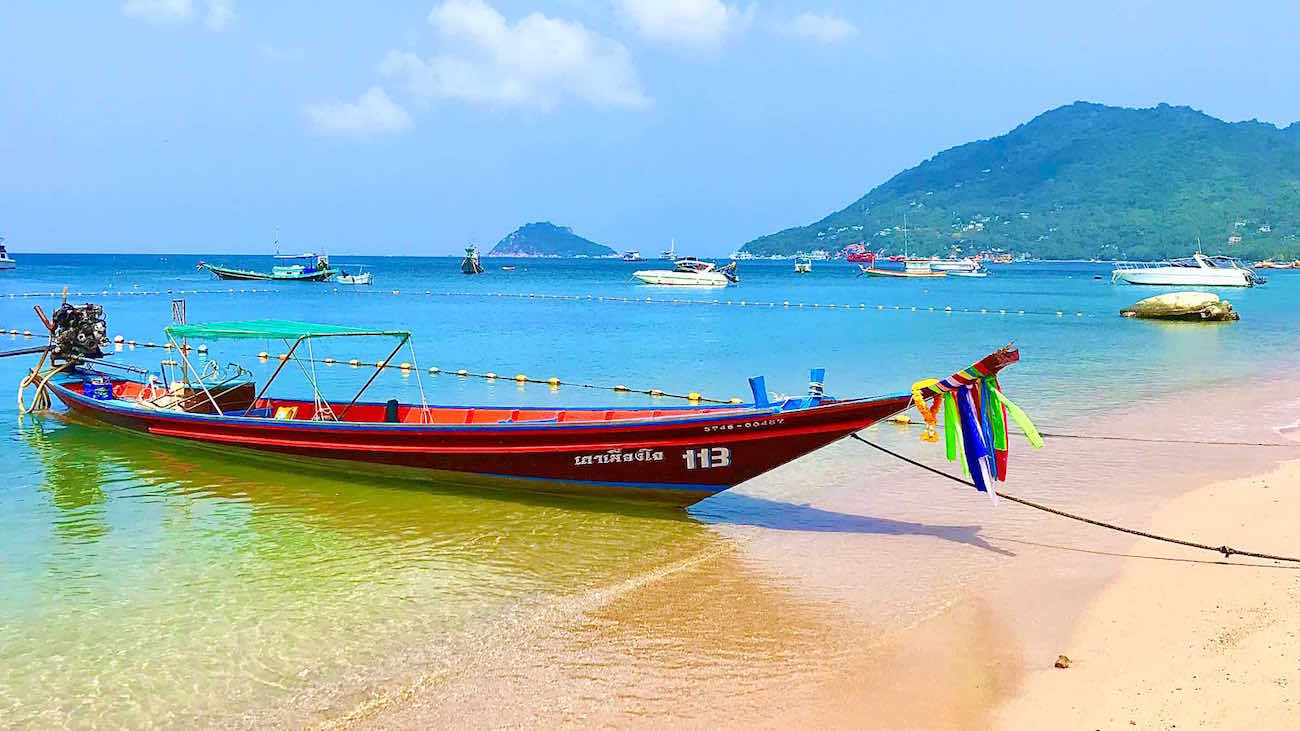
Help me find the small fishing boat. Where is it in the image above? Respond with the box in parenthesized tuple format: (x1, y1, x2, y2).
(198, 253, 338, 282)
(0, 237, 15, 270)
(336, 265, 373, 285)
(1111, 253, 1263, 287)
(860, 258, 947, 279)
(794, 255, 812, 274)
(461, 245, 484, 275)
(634, 258, 738, 286)
(20, 305, 1029, 506)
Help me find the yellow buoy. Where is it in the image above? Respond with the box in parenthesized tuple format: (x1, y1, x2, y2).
(688, 392, 701, 401)
(399, 362, 412, 371)
(485, 372, 497, 380)
(323, 357, 335, 365)
(375, 361, 386, 368)
(548, 376, 560, 386)
(348, 359, 360, 367)
(278, 353, 289, 361)
(457, 369, 468, 377)
(257, 351, 269, 360)
(650, 388, 663, 397)
(729, 397, 742, 404)
(614, 384, 629, 392)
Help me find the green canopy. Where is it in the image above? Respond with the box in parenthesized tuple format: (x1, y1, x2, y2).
(165, 319, 410, 341)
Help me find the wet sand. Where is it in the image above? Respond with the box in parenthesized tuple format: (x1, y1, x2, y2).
(300, 376, 1300, 729)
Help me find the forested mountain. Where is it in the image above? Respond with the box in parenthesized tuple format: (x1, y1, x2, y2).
(743, 102, 1300, 261)
(489, 222, 615, 257)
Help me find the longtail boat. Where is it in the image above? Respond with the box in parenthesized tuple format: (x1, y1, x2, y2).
(22, 307, 1032, 506)
(197, 253, 339, 282)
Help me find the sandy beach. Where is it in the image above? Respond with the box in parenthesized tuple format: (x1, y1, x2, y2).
(993, 458, 1300, 730)
(303, 381, 1300, 730)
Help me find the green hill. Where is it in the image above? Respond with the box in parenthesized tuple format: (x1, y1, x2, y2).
(488, 222, 615, 257)
(742, 102, 1300, 261)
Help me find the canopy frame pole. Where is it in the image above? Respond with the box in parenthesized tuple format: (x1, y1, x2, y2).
(169, 333, 224, 415)
(251, 335, 306, 409)
(338, 335, 408, 421)
(405, 337, 431, 422)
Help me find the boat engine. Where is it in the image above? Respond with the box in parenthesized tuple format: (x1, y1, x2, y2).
(49, 302, 108, 360)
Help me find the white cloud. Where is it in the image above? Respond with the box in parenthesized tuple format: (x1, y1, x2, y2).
(784, 11, 859, 44)
(615, 0, 752, 49)
(380, 0, 649, 110)
(305, 87, 413, 137)
(122, 0, 234, 31)
(123, 0, 192, 23)
(205, 0, 234, 31)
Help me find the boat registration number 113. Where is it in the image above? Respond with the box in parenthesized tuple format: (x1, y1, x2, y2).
(682, 447, 731, 470)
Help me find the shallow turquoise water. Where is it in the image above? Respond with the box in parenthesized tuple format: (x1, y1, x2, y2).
(2, 254, 1297, 725)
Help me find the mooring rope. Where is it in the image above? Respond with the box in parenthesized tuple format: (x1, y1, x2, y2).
(880, 416, 1300, 449)
(850, 433, 1300, 564)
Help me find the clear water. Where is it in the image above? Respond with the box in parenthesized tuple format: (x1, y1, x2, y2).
(2, 254, 1297, 725)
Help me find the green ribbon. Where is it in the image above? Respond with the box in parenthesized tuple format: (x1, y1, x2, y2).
(941, 391, 968, 476)
(988, 385, 1044, 449)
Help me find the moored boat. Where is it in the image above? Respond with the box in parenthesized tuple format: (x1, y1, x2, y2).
(634, 257, 739, 286)
(1111, 253, 1263, 287)
(198, 253, 338, 282)
(461, 245, 484, 275)
(621, 250, 645, 262)
(842, 243, 874, 263)
(0, 237, 15, 270)
(21, 307, 1027, 506)
(794, 255, 812, 274)
(336, 265, 373, 285)
(859, 257, 947, 279)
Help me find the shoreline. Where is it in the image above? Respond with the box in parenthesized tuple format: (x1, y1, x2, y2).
(992, 454, 1300, 729)
(282, 376, 1300, 728)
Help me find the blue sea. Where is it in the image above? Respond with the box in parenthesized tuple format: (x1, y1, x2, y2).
(2, 253, 1297, 725)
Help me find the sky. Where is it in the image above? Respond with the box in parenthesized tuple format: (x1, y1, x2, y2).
(3, 0, 1299, 255)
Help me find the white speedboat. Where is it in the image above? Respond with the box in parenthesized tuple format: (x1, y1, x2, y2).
(930, 257, 981, 272)
(634, 257, 738, 286)
(0, 238, 14, 270)
(1111, 253, 1263, 287)
(337, 265, 373, 285)
(794, 255, 812, 274)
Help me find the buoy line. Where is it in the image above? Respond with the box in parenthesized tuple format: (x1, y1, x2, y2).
(5, 332, 742, 405)
(851, 434, 1300, 565)
(5, 287, 275, 299)
(3, 285, 1097, 319)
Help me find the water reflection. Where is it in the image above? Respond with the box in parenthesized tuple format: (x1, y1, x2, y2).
(4, 418, 731, 728)
(22, 415, 109, 543)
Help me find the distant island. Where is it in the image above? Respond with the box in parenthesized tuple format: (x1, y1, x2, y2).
(488, 222, 616, 258)
(742, 102, 1300, 261)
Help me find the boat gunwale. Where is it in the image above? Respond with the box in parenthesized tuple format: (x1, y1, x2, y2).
(49, 376, 914, 434)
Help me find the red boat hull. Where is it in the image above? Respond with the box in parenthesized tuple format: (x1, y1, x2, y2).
(47, 347, 1018, 506)
(50, 381, 916, 505)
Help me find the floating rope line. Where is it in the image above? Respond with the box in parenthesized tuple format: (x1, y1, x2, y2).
(850, 433, 1300, 564)
(6, 331, 741, 405)
(3, 286, 1098, 319)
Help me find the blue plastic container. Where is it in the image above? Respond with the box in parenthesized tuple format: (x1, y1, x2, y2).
(82, 376, 112, 401)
